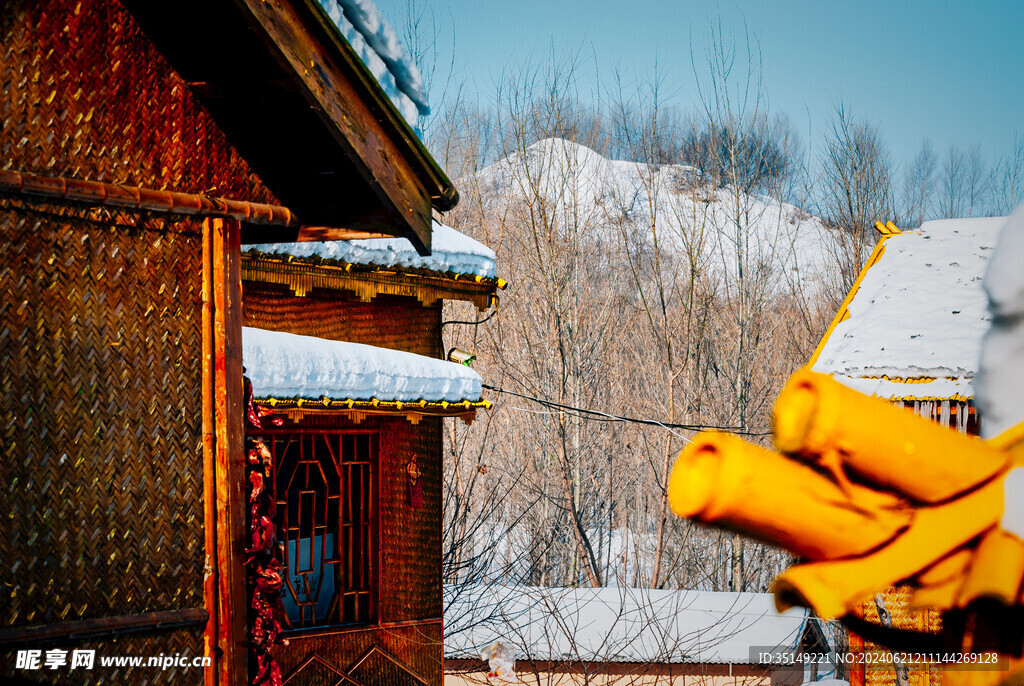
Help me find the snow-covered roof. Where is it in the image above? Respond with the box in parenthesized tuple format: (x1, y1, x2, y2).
(444, 585, 818, 665)
(244, 220, 498, 280)
(243, 327, 482, 403)
(811, 217, 1005, 401)
(318, 0, 429, 133)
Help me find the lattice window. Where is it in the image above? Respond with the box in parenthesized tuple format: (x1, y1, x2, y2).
(255, 431, 378, 628)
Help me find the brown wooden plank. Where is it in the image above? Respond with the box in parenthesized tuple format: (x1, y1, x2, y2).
(211, 218, 249, 686)
(0, 609, 209, 646)
(202, 219, 220, 686)
(233, 0, 434, 252)
(293, 226, 392, 242)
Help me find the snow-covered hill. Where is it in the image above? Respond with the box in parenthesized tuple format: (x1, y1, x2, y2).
(473, 137, 841, 296)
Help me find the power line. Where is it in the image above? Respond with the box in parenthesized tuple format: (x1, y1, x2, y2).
(481, 384, 772, 436)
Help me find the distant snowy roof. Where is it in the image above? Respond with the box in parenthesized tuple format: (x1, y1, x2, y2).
(244, 327, 482, 403)
(811, 217, 1005, 401)
(244, 220, 497, 279)
(318, 0, 429, 132)
(444, 585, 818, 664)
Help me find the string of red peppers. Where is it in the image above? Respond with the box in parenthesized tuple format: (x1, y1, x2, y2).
(244, 375, 288, 686)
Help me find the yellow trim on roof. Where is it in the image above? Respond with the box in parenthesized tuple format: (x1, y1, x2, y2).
(855, 375, 969, 384)
(873, 220, 903, 236)
(891, 394, 973, 402)
(807, 229, 896, 367)
(255, 396, 492, 413)
(254, 396, 491, 426)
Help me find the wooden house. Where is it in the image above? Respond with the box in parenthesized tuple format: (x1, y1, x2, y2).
(807, 217, 1007, 686)
(0, 0, 494, 684)
(443, 587, 832, 686)
(240, 224, 502, 685)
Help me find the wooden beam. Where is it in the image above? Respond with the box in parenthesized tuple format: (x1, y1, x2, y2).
(240, 224, 392, 245)
(202, 218, 219, 686)
(208, 218, 248, 686)
(234, 0, 434, 253)
(0, 609, 209, 646)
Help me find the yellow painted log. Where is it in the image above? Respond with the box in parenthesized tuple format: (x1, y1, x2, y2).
(956, 527, 1024, 607)
(773, 369, 1008, 503)
(909, 548, 972, 610)
(772, 471, 1005, 618)
(668, 431, 912, 560)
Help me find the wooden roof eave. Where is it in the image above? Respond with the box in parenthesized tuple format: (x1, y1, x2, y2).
(255, 397, 491, 426)
(122, 0, 459, 254)
(288, 0, 458, 213)
(241, 252, 505, 310)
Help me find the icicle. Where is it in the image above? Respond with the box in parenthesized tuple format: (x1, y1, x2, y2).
(957, 402, 969, 434)
(940, 401, 951, 429)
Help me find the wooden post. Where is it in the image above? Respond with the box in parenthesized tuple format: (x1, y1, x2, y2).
(203, 218, 218, 685)
(204, 217, 248, 685)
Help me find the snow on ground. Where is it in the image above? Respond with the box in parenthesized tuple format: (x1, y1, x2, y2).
(475, 137, 839, 296)
(812, 217, 1004, 400)
(317, 0, 428, 131)
(245, 220, 497, 279)
(444, 585, 816, 664)
(243, 327, 482, 402)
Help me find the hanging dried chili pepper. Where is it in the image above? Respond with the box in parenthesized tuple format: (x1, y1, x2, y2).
(244, 376, 288, 686)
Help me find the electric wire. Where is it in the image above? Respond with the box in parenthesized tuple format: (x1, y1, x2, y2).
(481, 384, 772, 436)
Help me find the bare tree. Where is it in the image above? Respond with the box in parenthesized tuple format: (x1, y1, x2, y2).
(902, 139, 937, 228)
(936, 144, 967, 218)
(963, 143, 990, 217)
(815, 103, 893, 302)
(427, 33, 837, 601)
(991, 132, 1024, 215)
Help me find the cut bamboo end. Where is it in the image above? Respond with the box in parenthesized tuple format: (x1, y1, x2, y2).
(773, 372, 820, 454)
(667, 434, 723, 519)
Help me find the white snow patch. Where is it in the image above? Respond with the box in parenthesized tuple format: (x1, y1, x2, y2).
(245, 220, 497, 279)
(317, 0, 428, 131)
(445, 585, 816, 665)
(977, 206, 1024, 437)
(812, 217, 1005, 400)
(475, 138, 839, 296)
(243, 327, 482, 403)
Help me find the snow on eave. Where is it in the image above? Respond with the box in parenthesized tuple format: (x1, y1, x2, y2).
(243, 327, 482, 404)
(810, 217, 1003, 391)
(317, 0, 429, 132)
(443, 585, 813, 665)
(244, 220, 499, 280)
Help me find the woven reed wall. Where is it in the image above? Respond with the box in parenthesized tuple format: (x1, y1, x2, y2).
(260, 414, 443, 685)
(1, 0, 280, 681)
(243, 283, 443, 358)
(378, 416, 443, 623)
(0, 0, 276, 202)
(857, 587, 942, 686)
(0, 208, 206, 684)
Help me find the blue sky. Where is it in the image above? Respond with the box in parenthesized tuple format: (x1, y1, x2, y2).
(376, 0, 1022, 169)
